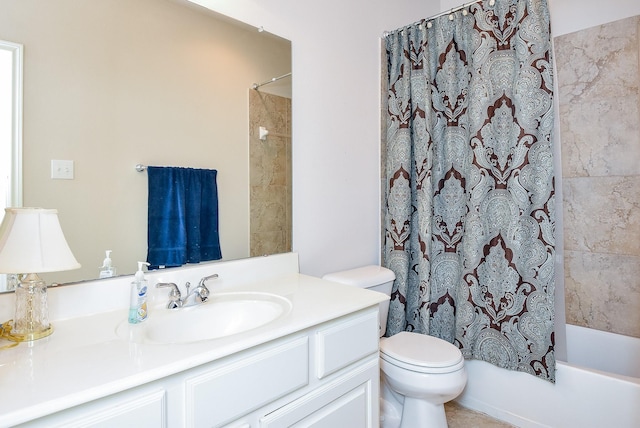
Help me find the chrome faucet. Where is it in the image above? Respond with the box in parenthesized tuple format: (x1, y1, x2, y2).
(156, 274, 218, 310)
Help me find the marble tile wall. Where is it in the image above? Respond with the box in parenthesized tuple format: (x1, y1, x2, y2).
(555, 15, 640, 338)
(249, 90, 292, 257)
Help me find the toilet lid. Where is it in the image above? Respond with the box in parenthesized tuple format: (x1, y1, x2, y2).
(380, 331, 463, 370)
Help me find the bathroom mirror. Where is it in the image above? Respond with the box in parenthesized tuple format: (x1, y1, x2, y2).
(0, 0, 292, 287)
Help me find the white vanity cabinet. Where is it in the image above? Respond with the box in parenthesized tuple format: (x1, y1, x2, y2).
(17, 307, 380, 428)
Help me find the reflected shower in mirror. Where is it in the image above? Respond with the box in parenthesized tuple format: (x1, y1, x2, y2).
(0, 0, 291, 288)
(249, 89, 292, 257)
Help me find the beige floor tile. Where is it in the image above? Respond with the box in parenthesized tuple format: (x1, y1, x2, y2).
(445, 402, 516, 428)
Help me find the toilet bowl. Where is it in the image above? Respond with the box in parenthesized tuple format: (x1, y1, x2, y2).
(322, 266, 467, 428)
(380, 332, 467, 428)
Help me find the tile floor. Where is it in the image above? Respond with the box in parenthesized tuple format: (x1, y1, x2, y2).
(445, 402, 516, 428)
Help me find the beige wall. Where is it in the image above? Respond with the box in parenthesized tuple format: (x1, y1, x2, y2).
(555, 15, 640, 338)
(0, 0, 290, 283)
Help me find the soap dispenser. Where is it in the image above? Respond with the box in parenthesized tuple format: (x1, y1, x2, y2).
(128, 262, 150, 324)
(99, 250, 116, 278)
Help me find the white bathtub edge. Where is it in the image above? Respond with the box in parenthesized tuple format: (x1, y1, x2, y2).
(456, 358, 640, 428)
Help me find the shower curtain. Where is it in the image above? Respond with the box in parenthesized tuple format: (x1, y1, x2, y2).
(383, 0, 557, 382)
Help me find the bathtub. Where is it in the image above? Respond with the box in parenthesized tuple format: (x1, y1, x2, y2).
(455, 324, 640, 427)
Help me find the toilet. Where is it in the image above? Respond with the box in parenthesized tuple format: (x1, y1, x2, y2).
(323, 266, 467, 428)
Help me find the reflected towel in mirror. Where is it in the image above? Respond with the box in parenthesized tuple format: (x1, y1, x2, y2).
(146, 166, 222, 269)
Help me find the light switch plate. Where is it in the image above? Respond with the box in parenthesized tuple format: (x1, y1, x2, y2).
(51, 160, 74, 179)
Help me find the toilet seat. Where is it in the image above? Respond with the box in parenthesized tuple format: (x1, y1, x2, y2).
(380, 331, 464, 374)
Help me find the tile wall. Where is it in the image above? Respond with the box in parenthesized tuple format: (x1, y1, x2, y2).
(555, 15, 640, 338)
(249, 90, 292, 257)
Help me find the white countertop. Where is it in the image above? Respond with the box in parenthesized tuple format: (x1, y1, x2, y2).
(0, 268, 386, 427)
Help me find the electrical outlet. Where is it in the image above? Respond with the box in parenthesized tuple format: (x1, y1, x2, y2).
(51, 160, 74, 180)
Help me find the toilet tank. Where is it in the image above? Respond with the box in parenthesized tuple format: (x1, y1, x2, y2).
(322, 265, 395, 337)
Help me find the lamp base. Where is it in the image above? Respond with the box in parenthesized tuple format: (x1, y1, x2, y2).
(9, 273, 54, 341)
(1, 319, 53, 342)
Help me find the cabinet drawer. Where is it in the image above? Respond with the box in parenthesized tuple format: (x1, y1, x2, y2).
(316, 309, 379, 378)
(186, 336, 309, 427)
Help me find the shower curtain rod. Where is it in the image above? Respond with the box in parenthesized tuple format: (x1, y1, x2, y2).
(383, 0, 493, 37)
(427, 0, 489, 21)
(251, 72, 292, 90)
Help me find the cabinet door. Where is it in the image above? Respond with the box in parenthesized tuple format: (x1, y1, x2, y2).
(289, 381, 370, 427)
(186, 336, 309, 427)
(259, 357, 378, 428)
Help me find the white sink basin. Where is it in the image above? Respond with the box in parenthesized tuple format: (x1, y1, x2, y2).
(116, 291, 292, 344)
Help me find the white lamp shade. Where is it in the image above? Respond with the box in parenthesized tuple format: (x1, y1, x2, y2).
(0, 208, 81, 274)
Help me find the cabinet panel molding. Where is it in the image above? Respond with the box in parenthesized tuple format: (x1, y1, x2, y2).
(260, 357, 378, 428)
(42, 389, 167, 428)
(186, 336, 309, 427)
(316, 311, 379, 378)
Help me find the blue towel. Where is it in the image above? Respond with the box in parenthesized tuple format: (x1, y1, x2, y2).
(146, 166, 222, 269)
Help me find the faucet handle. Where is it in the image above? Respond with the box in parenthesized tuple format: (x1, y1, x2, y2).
(156, 282, 181, 297)
(156, 282, 182, 309)
(196, 273, 217, 303)
(198, 273, 219, 287)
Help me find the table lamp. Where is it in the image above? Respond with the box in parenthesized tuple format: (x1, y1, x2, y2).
(0, 208, 81, 342)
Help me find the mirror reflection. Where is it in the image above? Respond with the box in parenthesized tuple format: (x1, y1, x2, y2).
(0, 0, 292, 288)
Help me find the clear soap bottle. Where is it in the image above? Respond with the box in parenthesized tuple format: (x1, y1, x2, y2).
(128, 261, 150, 324)
(99, 250, 116, 278)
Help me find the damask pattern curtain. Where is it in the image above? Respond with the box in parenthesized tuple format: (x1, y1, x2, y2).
(383, 0, 556, 382)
